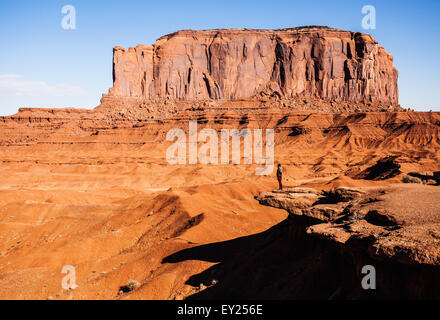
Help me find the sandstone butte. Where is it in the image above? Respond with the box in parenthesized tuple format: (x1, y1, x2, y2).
(0, 26, 439, 300)
(105, 26, 398, 108)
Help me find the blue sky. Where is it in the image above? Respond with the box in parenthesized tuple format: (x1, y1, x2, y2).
(0, 0, 439, 115)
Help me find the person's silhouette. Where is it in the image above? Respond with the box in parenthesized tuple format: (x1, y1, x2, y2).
(276, 164, 283, 190)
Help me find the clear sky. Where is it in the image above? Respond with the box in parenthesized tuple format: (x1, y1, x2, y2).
(0, 0, 439, 115)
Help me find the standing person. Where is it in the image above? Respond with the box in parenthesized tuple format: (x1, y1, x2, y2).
(277, 164, 283, 190)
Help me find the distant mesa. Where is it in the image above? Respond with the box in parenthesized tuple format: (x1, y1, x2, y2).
(103, 26, 399, 113)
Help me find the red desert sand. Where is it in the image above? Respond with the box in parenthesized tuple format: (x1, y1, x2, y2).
(0, 26, 439, 299)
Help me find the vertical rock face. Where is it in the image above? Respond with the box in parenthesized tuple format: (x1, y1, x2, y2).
(107, 26, 398, 106)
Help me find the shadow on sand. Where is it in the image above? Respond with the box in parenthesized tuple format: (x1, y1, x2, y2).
(162, 215, 343, 299)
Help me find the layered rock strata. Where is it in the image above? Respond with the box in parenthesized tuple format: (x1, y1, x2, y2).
(106, 26, 399, 111)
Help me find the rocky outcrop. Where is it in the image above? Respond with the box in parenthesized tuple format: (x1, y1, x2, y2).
(257, 184, 440, 266)
(199, 184, 440, 299)
(105, 26, 399, 110)
(256, 185, 440, 294)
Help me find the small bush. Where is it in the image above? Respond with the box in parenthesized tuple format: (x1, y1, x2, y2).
(402, 175, 422, 184)
(119, 280, 140, 294)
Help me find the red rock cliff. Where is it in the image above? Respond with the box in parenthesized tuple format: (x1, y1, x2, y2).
(106, 26, 398, 107)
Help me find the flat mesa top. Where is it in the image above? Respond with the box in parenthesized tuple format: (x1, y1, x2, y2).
(158, 26, 356, 40)
(112, 26, 374, 52)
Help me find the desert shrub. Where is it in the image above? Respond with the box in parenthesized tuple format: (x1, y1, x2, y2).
(402, 175, 422, 184)
(119, 280, 140, 294)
